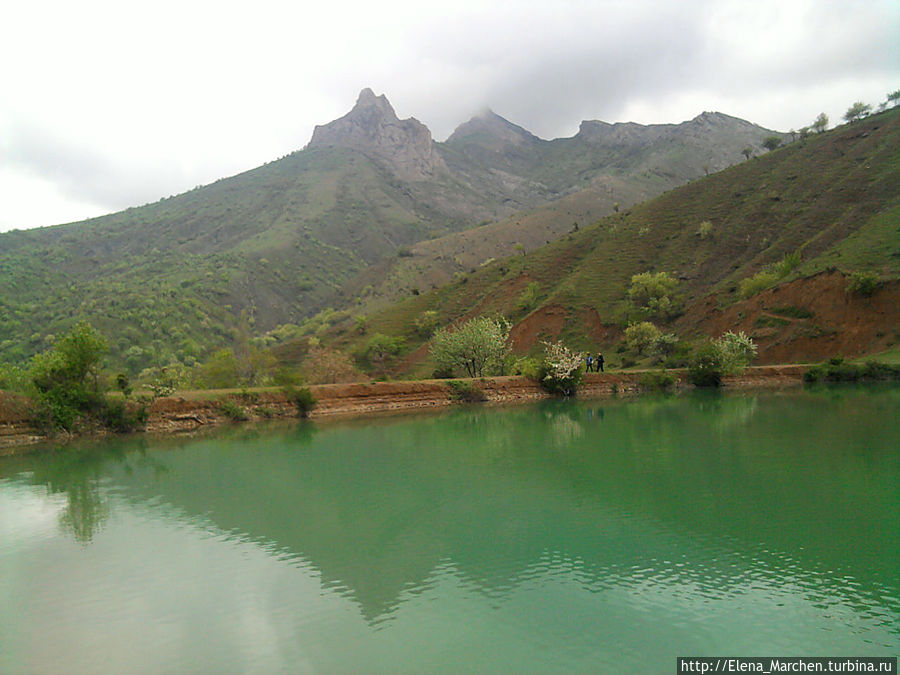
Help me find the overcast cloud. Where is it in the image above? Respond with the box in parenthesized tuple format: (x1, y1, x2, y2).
(1, 0, 897, 232)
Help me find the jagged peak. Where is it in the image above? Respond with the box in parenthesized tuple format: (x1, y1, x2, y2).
(306, 88, 445, 180)
(352, 88, 396, 117)
(446, 108, 541, 146)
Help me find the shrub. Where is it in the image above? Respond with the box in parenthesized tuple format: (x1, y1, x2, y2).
(100, 399, 149, 433)
(624, 321, 662, 356)
(282, 385, 317, 418)
(771, 305, 814, 319)
(739, 251, 802, 298)
(515, 282, 541, 313)
(713, 331, 757, 375)
(29, 321, 109, 431)
(538, 340, 584, 396)
(627, 271, 680, 319)
(687, 342, 724, 387)
(430, 316, 510, 378)
(0, 363, 29, 393)
(362, 334, 405, 375)
(639, 370, 676, 392)
(846, 271, 881, 297)
(697, 221, 713, 238)
(218, 399, 248, 421)
(773, 250, 802, 278)
(514, 356, 542, 380)
(739, 270, 779, 298)
(446, 380, 487, 402)
(804, 360, 900, 383)
(414, 311, 440, 337)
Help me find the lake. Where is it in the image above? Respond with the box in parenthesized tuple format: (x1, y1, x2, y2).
(1, 386, 898, 673)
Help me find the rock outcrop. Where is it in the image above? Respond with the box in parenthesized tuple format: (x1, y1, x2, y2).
(308, 88, 447, 181)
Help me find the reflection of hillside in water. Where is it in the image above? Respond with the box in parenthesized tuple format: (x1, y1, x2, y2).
(5, 390, 898, 624)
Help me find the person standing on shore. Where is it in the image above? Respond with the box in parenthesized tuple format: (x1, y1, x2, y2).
(586, 353, 594, 373)
(596, 352, 604, 373)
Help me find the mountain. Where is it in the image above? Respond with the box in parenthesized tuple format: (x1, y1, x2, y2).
(308, 88, 448, 181)
(0, 89, 786, 372)
(329, 107, 900, 375)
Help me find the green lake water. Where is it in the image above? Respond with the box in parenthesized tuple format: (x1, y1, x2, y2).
(1, 387, 898, 673)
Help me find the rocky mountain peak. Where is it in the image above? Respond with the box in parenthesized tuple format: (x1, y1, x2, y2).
(446, 109, 542, 148)
(307, 88, 446, 180)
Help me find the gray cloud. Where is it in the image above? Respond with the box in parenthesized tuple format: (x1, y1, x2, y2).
(1, 0, 898, 231)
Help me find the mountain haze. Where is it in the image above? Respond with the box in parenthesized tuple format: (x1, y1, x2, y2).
(0, 89, 786, 371)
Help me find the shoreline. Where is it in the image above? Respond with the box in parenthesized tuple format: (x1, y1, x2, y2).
(0, 365, 807, 455)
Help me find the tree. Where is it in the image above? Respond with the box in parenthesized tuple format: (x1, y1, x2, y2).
(887, 90, 900, 108)
(812, 112, 829, 133)
(687, 331, 757, 387)
(624, 321, 662, 356)
(627, 271, 680, 319)
(843, 101, 872, 123)
(538, 340, 584, 396)
(429, 316, 511, 378)
(364, 334, 405, 375)
(414, 310, 440, 337)
(762, 135, 782, 151)
(192, 349, 240, 389)
(29, 321, 108, 429)
(713, 331, 757, 375)
(741, 146, 753, 160)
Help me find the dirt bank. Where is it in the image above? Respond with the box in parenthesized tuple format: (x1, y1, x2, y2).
(0, 366, 806, 454)
(0, 366, 805, 455)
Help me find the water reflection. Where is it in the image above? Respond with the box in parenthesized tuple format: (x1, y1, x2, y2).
(1, 388, 898, 667)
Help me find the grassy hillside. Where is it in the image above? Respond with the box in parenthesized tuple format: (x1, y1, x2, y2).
(0, 95, 793, 375)
(0, 146, 507, 371)
(327, 108, 899, 375)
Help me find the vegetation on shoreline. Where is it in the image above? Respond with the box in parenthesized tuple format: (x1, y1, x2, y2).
(803, 358, 900, 383)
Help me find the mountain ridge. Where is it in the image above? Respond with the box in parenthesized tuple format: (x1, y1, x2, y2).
(0, 88, 792, 373)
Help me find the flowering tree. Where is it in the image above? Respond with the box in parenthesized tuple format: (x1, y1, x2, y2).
(713, 331, 758, 375)
(430, 316, 511, 378)
(540, 340, 584, 396)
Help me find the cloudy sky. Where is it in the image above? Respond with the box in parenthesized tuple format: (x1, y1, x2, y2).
(1, 0, 897, 232)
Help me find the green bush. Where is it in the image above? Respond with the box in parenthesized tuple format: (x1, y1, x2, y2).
(536, 340, 585, 396)
(100, 399, 149, 433)
(739, 251, 802, 298)
(846, 271, 881, 297)
(624, 321, 662, 356)
(713, 331, 757, 375)
(627, 271, 680, 319)
(446, 380, 487, 402)
(804, 360, 900, 383)
(415, 311, 440, 338)
(28, 321, 109, 431)
(218, 399, 248, 421)
(514, 356, 543, 380)
(739, 270, 779, 298)
(639, 370, 677, 392)
(515, 282, 541, 313)
(282, 385, 317, 418)
(687, 343, 724, 387)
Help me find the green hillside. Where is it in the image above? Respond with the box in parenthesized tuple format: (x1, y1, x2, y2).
(0, 90, 789, 375)
(332, 107, 899, 375)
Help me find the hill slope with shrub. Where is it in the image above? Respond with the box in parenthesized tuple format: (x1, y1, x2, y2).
(329, 107, 899, 376)
(0, 90, 781, 374)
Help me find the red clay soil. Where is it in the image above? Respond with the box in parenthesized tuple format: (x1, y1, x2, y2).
(0, 366, 805, 454)
(509, 304, 569, 351)
(677, 271, 899, 364)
